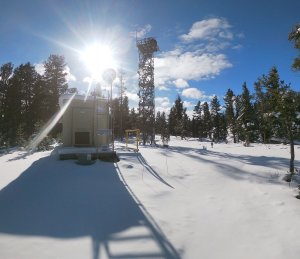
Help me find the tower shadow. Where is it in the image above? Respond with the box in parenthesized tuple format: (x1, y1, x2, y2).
(0, 155, 180, 259)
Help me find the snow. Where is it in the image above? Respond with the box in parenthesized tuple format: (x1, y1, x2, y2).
(0, 138, 300, 259)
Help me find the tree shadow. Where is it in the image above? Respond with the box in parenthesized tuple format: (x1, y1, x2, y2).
(114, 150, 175, 189)
(137, 153, 175, 189)
(167, 145, 299, 184)
(0, 155, 180, 259)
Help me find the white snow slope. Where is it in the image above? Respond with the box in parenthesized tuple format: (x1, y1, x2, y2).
(0, 137, 300, 259)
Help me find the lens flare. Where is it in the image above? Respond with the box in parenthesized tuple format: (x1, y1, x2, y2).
(27, 93, 76, 152)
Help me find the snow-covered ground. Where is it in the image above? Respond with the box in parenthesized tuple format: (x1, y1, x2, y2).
(0, 137, 300, 259)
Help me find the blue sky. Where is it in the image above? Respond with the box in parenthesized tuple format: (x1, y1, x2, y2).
(1, 0, 300, 116)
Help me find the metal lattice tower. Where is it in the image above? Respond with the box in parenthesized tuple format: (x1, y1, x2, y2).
(137, 37, 159, 144)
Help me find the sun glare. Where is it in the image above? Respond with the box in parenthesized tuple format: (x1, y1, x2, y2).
(80, 43, 116, 80)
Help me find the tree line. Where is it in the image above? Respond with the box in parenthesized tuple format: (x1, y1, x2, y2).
(0, 55, 68, 147)
(163, 67, 300, 147)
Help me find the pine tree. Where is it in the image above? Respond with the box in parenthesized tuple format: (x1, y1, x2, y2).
(277, 88, 299, 173)
(255, 67, 299, 173)
(128, 108, 138, 130)
(169, 95, 184, 137)
(254, 67, 284, 143)
(181, 109, 190, 139)
(155, 111, 162, 134)
(160, 111, 170, 145)
(238, 83, 256, 144)
(201, 102, 211, 138)
(43, 55, 68, 121)
(121, 96, 129, 138)
(254, 79, 274, 143)
(192, 101, 203, 139)
(4, 65, 23, 145)
(12, 63, 41, 138)
(111, 98, 121, 139)
(288, 24, 300, 193)
(219, 113, 228, 141)
(224, 88, 236, 142)
(234, 95, 243, 142)
(288, 23, 300, 71)
(0, 63, 14, 144)
(210, 95, 222, 142)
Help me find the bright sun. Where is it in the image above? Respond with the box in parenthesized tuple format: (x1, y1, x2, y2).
(80, 43, 116, 80)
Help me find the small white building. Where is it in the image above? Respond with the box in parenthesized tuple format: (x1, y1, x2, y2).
(59, 94, 110, 148)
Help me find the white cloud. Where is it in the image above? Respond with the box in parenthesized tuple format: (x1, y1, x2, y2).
(153, 18, 240, 89)
(185, 109, 194, 119)
(182, 88, 205, 99)
(155, 96, 171, 114)
(35, 63, 76, 82)
(183, 101, 194, 108)
(173, 78, 189, 88)
(125, 91, 139, 103)
(35, 63, 45, 75)
(131, 24, 152, 39)
(64, 66, 76, 82)
(156, 96, 171, 108)
(155, 50, 232, 86)
(180, 18, 232, 42)
(232, 44, 243, 50)
(157, 85, 170, 91)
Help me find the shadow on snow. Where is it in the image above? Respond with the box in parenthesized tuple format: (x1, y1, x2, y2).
(166, 145, 299, 184)
(0, 154, 180, 259)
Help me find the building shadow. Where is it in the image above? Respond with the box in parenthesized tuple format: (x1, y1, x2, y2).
(0, 155, 180, 259)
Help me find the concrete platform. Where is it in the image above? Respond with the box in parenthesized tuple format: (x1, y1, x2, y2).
(57, 146, 119, 162)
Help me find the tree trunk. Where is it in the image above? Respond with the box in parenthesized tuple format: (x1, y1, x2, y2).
(290, 131, 295, 174)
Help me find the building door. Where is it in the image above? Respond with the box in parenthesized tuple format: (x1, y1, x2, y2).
(72, 107, 93, 146)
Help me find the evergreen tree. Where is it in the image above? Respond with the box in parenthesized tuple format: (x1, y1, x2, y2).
(160, 111, 170, 145)
(224, 88, 236, 142)
(168, 95, 189, 139)
(181, 109, 190, 139)
(12, 63, 41, 138)
(201, 102, 211, 138)
(128, 108, 138, 130)
(219, 113, 228, 141)
(210, 95, 222, 141)
(4, 66, 23, 144)
(237, 83, 256, 144)
(43, 55, 68, 120)
(155, 111, 163, 134)
(0, 63, 14, 144)
(168, 107, 176, 136)
(254, 79, 271, 143)
(234, 95, 243, 142)
(257, 67, 299, 173)
(254, 67, 284, 143)
(277, 89, 300, 173)
(111, 98, 121, 139)
(121, 95, 129, 138)
(288, 23, 300, 71)
(192, 101, 203, 139)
